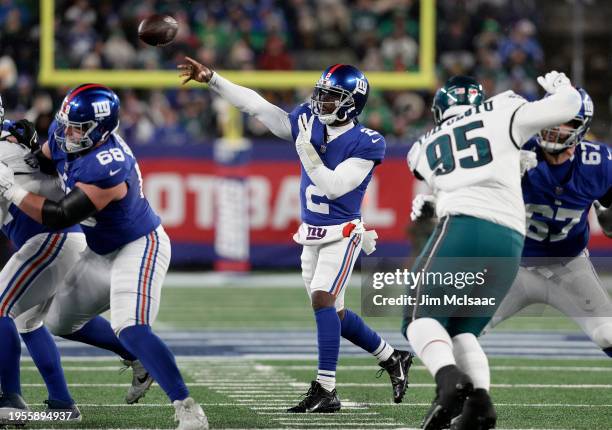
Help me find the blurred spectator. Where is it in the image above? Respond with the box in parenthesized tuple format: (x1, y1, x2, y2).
(0, 0, 546, 144)
(258, 35, 294, 70)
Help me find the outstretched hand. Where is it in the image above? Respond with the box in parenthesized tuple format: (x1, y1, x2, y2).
(177, 56, 214, 85)
(536, 70, 572, 95)
(7, 119, 39, 151)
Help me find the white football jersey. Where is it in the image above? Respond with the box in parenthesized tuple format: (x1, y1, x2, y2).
(0, 136, 64, 225)
(408, 91, 527, 235)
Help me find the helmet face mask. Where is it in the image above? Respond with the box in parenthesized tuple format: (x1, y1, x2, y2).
(311, 83, 355, 125)
(310, 64, 369, 125)
(54, 84, 120, 154)
(538, 119, 585, 153)
(54, 112, 99, 153)
(537, 88, 593, 154)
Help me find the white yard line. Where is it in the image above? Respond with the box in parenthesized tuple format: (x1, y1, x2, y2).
(181, 360, 389, 426)
(19, 364, 612, 373)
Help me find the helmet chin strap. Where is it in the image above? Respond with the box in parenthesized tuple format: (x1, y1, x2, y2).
(318, 113, 337, 125)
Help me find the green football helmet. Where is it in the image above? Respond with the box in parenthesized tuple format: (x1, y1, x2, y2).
(432, 76, 485, 125)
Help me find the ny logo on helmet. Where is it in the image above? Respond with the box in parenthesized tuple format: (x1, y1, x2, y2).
(92, 101, 111, 119)
(354, 78, 368, 95)
(583, 98, 594, 116)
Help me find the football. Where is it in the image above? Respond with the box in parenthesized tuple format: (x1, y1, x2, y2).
(137, 14, 178, 47)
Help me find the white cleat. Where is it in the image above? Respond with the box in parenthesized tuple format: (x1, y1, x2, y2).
(121, 359, 154, 404)
(173, 397, 209, 430)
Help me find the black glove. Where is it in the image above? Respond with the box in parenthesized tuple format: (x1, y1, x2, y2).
(7, 119, 39, 152)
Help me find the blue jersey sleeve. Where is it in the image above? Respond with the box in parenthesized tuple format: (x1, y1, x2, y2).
(522, 137, 538, 152)
(288, 103, 312, 141)
(75, 147, 132, 189)
(352, 128, 386, 165)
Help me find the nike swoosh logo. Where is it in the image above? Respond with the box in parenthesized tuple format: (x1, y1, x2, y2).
(372, 138, 381, 143)
(109, 168, 121, 176)
(137, 375, 149, 384)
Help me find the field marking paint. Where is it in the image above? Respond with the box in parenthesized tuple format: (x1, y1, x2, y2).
(181, 360, 390, 426)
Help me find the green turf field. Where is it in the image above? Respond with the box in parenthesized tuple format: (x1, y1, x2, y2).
(155, 285, 585, 332)
(16, 356, 612, 429)
(10, 284, 612, 429)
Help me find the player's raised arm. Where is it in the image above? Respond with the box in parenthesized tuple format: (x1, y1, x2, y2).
(178, 56, 292, 141)
(511, 71, 582, 146)
(295, 114, 374, 200)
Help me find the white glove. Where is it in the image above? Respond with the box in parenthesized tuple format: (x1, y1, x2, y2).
(0, 161, 26, 205)
(362, 229, 378, 255)
(536, 71, 572, 95)
(411, 194, 436, 222)
(295, 113, 322, 174)
(520, 150, 538, 176)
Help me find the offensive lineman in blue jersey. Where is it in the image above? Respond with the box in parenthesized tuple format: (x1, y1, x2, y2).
(487, 88, 612, 357)
(179, 58, 413, 412)
(0, 84, 208, 430)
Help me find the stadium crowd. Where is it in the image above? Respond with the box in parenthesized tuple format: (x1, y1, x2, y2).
(0, 0, 543, 145)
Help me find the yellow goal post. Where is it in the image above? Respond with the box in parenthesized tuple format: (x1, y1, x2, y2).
(39, 0, 436, 90)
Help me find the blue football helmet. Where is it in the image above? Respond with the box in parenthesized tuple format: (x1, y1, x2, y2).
(310, 64, 370, 125)
(55, 83, 120, 153)
(537, 88, 593, 153)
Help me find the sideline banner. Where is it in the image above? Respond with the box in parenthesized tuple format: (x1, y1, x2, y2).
(133, 142, 611, 267)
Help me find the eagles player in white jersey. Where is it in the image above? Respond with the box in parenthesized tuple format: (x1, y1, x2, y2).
(0, 117, 86, 423)
(404, 71, 582, 430)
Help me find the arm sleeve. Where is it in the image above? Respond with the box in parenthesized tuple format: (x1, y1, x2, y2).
(407, 140, 425, 180)
(511, 86, 582, 146)
(41, 187, 98, 230)
(208, 72, 293, 141)
(307, 157, 374, 200)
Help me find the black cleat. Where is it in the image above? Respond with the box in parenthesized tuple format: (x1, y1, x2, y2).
(0, 392, 29, 426)
(377, 349, 414, 403)
(287, 381, 341, 413)
(450, 388, 497, 430)
(44, 399, 82, 422)
(421, 365, 474, 430)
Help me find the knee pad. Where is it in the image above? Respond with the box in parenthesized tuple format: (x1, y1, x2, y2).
(44, 312, 87, 336)
(14, 309, 44, 334)
(591, 322, 612, 349)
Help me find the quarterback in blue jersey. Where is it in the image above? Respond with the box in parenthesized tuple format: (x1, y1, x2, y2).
(179, 58, 413, 412)
(488, 88, 612, 358)
(0, 85, 208, 429)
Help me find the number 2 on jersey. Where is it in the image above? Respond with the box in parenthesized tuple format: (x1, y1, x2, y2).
(426, 120, 493, 175)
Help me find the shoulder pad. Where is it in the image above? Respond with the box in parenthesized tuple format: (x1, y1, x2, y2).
(487, 90, 526, 106)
